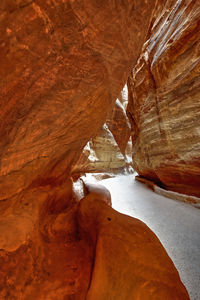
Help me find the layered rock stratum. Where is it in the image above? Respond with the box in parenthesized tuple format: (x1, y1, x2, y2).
(0, 1, 190, 299)
(73, 88, 132, 175)
(127, 0, 200, 197)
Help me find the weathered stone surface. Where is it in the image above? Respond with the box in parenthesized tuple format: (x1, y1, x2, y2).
(107, 100, 131, 156)
(72, 124, 127, 175)
(72, 94, 132, 175)
(0, 1, 169, 299)
(127, 0, 200, 197)
(0, 180, 93, 299)
(0, 0, 154, 201)
(78, 195, 189, 300)
(86, 124, 129, 172)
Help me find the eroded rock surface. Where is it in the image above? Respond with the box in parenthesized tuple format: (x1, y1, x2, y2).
(78, 195, 189, 300)
(0, 1, 154, 201)
(127, 0, 200, 197)
(0, 0, 189, 299)
(73, 90, 132, 175)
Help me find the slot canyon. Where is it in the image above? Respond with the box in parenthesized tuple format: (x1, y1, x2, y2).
(0, 0, 199, 299)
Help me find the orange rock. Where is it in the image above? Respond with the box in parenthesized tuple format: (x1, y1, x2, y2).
(78, 195, 190, 300)
(0, 0, 155, 200)
(72, 95, 132, 175)
(107, 98, 131, 156)
(0, 180, 93, 299)
(0, 1, 189, 299)
(83, 181, 112, 206)
(127, 0, 200, 197)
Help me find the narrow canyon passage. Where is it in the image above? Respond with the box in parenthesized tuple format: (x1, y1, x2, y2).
(1, 0, 200, 298)
(99, 174, 200, 300)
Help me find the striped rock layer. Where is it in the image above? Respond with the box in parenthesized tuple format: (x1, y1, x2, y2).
(127, 0, 200, 197)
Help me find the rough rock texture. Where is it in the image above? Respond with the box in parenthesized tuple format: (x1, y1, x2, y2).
(127, 0, 200, 197)
(74, 124, 130, 174)
(72, 93, 132, 175)
(0, 1, 189, 299)
(78, 195, 189, 300)
(107, 97, 131, 156)
(0, 0, 154, 201)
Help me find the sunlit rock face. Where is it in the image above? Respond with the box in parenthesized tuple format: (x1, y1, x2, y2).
(127, 0, 200, 197)
(84, 123, 128, 172)
(0, 1, 165, 299)
(106, 86, 131, 157)
(73, 86, 132, 175)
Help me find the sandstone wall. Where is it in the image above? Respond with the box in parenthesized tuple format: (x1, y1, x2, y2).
(73, 88, 132, 175)
(0, 1, 191, 299)
(0, 0, 154, 201)
(0, 1, 162, 299)
(127, 0, 200, 197)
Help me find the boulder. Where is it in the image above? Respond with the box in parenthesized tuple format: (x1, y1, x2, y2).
(78, 195, 190, 300)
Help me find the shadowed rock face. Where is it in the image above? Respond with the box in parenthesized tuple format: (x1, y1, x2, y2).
(127, 0, 200, 197)
(0, 0, 154, 200)
(0, 1, 190, 299)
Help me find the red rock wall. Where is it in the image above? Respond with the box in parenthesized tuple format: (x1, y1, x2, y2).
(0, 1, 190, 299)
(0, 1, 164, 299)
(127, 0, 200, 197)
(0, 0, 155, 201)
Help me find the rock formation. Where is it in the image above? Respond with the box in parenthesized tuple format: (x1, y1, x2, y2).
(127, 0, 200, 197)
(73, 90, 132, 175)
(0, 0, 154, 202)
(0, 0, 190, 299)
(78, 195, 189, 300)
